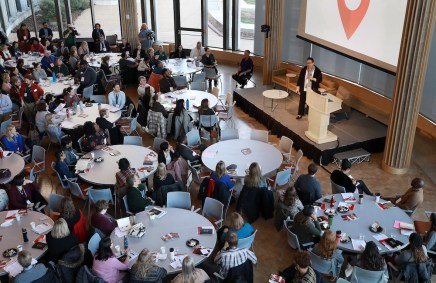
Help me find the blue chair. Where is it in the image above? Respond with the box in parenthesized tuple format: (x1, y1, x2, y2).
(309, 250, 343, 279)
(123, 136, 142, 146)
(350, 266, 387, 283)
(166, 191, 199, 211)
(267, 168, 291, 191)
(87, 188, 114, 217)
(237, 230, 257, 251)
(48, 194, 64, 214)
(283, 220, 313, 250)
(88, 233, 101, 256)
(202, 197, 224, 228)
(220, 128, 239, 141)
(122, 195, 134, 216)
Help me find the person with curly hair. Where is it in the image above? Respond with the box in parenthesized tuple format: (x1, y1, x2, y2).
(312, 230, 344, 265)
(356, 241, 388, 277)
(130, 248, 167, 282)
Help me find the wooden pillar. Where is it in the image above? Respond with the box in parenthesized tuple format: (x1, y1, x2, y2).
(119, 0, 139, 45)
(262, 0, 284, 85)
(382, 1, 436, 174)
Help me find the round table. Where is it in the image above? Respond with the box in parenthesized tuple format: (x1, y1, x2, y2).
(165, 58, 203, 76)
(0, 210, 54, 276)
(40, 78, 79, 96)
(110, 208, 217, 274)
(4, 55, 41, 69)
(315, 194, 412, 254)
(262, 90, 289, 112)
(59, 103, 121, 129)
(0, 153, 25, 184)
(78, 145, 158, 185)
(160, 90, 219, 113)
(201, 139, 283, 178)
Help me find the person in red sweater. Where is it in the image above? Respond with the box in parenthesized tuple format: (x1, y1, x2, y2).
(30, 38, 44, 54)
(91, 200, 117, 236)
(19, 74, 44, 124)
(8, 172, 46, 211)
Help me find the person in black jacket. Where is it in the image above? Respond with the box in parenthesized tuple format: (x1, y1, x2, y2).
(175, 135, 204, 165)
(95, 34, 111, 53)
(38, 22, 53, 41)
(153, 162, 175, 193)
(170, 45, 187, 59)
(158, 68, 177, 93)
(46, 218, 80, 262)
(158, 141, 174, 166)
(296, 57, 322, 119)
(118, 38, 131, 54)
(150, 92, 168, 118)
(330, 159, 373, 195)
(92, 23, 105, 42)
(96, 108, 124, 145)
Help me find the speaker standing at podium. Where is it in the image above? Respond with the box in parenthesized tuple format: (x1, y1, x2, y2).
(296, 57, 322, 119)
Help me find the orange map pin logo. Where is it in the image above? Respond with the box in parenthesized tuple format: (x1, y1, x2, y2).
(337, 0, 370, 39)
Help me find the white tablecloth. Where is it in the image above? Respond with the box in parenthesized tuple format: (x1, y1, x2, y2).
(165, 58, 203, 76)
(59, 103, 121, 129)
(160, 90, 218, 113)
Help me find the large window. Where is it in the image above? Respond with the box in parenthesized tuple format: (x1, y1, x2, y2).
(69, 0, 92, 38)
(155, 0, 174, 43)
(136, 0, 153, 31)
(237, 0, 255, 52)
(94, 1, 121, 39)
(207, 0, 223, 48)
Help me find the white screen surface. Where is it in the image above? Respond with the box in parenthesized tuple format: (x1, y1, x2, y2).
(298, 0, 407, 72)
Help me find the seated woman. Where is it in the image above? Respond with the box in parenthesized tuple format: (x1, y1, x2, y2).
(92, 237, 129, 283)
(54, 150, 75, 187)
(171, 256, 209, 283)
(63, 86, 81, 108)
(35, 101, 50, 135)
(138, 57, 152, 77)
(7, 172, 45, 211)
(243, 162, 267, 188)
(356, 241, 388, 278)
(59, 196, 81, 231)
(91, 200, 117, 236)
(115, 157, 136, 190)
(154, 45, 167, 61)
(312, 229, 344, 266)
(274, 186, 304, 231)
(1, 124, 27, 155)
(32, 62, 47, 82)
(61, 135, 79, 166)
(46, 218, 79, 262)
(96, 108, 123, 145)
(171, 99, 192, 139)
(126, 175, 152, 214)
(44, 93, 58, 113)
(425, 213, 436, 251)
(81, 121, 107, 152)
(150, 93, 168, 118)
(170, 45, 187, 59)
(153, 162, 175, 192)
(290, 205, 321, 245)
(198, 98, 216, 132)
(220, 212, 254, 243)
(130, 248, 167, 282)
(158, 141, 174, 166)
(167, 151, 188, 184)
(100, 55, 114, 77)
(45, 113, 65, 141)
(132, 43, 147, 60)
(211, 161, 235, 191)
(137, 76, 154, 101)
(395, 232, 428, 270)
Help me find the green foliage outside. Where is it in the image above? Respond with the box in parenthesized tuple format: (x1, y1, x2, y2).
(39, 0, 88, 20)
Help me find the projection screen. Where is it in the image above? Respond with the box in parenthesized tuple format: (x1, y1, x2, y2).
(298, 0, 407, 72)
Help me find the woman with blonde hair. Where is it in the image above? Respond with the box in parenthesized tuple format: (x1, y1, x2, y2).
(130, 248, 167, 282)
(244, 162, 267, 188)
(46, 218, 79, 262)
(45, 112, 65, 141)
(220, 212, 254, 243)
(211, 160, 234, 190)
(78, 41, 89, 56)
(69, 46, 79, 70)
(153, 162, 175, 192)
(312, 229, 344, 265)
(1, 124, 27, 154)
(172, 256, 209, 283)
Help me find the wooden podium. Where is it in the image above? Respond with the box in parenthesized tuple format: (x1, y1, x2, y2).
(305, 89, 342, 144)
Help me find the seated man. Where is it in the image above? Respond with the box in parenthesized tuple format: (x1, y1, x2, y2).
(175, 135, 205, 165)
(330, 159, 373, 195)
(13, 250, 48, 282)
(75, 60, 97, 95)
(390, 178, 424, 210)
(108, 83, 126, 109)
(294, 163, 322, 206)
(158, 68, 177, 93)
(95, 34, 111, 53)
(232, 50, 254, 89)
(214, 232, 257, 278)
(40, 50, 56, 75)
(150, 93, 168, 118)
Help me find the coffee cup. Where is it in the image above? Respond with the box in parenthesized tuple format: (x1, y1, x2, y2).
(17, 245, 23, 252)
(30, 222, 36, 229)
(160, 246, 166, 254)
(169, 248, 175, 261)
(15, 214, 21, 221)
(375, 193, 380, 203)
(114, 245, 121, 255)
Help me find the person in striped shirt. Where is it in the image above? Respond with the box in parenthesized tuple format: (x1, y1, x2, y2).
(214, 232, 257, 278)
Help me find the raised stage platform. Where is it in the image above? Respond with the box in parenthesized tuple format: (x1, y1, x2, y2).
(233, 85, 387, 164)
